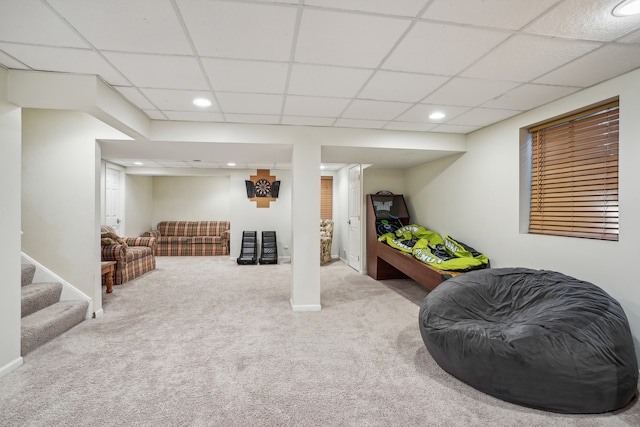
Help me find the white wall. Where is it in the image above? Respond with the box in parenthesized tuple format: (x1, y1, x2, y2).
(22, 109, 127, 315)
(363, 168, 406, 197)
(0, 67, 23, 376)
(229, 170, 292, 259)
(125, 174, 153, 236)
(152, 176, 231, 228)
(121, 171, 293, 259)
(406, 68, 640, 362)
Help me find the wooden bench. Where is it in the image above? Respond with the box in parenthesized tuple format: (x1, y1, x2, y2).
(370, 241, 460, 291)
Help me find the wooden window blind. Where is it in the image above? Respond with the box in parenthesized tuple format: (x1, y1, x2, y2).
(321, 176, 333, 220)
(529, 100, 619, 241)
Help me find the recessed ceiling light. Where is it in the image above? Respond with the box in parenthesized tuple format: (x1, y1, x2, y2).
(613, 0, 640, 16)
(133, 161, 143, 165)
(429, 112, 446, 120)
(227, 162, 236, 167)
(193, 98, 212, 107)
(320, 165, 326, 170)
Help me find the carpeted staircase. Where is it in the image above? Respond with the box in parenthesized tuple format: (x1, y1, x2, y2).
(21, 263, 88, 356)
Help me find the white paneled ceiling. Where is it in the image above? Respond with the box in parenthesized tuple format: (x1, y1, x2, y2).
(1, 0, 640, 170)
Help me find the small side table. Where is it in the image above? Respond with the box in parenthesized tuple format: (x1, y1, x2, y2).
(101, 261, 116, 293)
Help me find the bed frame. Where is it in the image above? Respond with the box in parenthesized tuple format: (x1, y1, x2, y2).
(365, 194, 459, 292)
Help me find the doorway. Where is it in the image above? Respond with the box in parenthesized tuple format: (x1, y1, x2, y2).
(105, 166, 123, 233)
(347, 165, 361, 272)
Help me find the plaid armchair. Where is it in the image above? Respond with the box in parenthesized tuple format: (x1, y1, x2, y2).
(320, 219, 334, 265)
(100, 225, 156, 285)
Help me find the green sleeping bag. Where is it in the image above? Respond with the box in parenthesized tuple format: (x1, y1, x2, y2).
(378, 223, 489, 272)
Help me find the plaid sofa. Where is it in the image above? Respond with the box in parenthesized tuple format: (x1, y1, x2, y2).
(143, 221, 230, 256)
(100, 225, 156, 285)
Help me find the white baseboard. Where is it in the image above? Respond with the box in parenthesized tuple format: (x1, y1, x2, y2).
(0, 356, 23, 379)
(230, 256, 292, 264)
(290, 299, 322, 311)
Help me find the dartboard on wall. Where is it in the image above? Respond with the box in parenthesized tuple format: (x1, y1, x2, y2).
(254, 178, 272, 197)
(245, 169, 280, 208)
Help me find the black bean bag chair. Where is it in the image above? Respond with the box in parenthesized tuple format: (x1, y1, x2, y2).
(419, 267, 638, 414)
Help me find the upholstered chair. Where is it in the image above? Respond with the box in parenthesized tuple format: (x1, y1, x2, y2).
(100, 225, 156, 285)
(320, 219, 334, 265)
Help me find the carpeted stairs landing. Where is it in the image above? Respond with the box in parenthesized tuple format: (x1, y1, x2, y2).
(20, 264, 87, 356)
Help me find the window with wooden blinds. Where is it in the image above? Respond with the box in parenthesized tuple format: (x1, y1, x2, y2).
(529, 100, 619, 241)
(321, 176, 333, 220)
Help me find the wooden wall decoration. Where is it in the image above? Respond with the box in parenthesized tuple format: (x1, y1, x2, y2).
(245, 169, 280, 208)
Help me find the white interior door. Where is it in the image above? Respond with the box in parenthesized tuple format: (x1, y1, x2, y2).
(105, 167, 122, 233)
(347, 165, 361, 272)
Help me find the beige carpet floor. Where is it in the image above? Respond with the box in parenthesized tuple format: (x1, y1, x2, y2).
(1, 257, 638, 426)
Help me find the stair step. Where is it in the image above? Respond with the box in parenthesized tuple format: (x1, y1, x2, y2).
(21, 264, 36, 287)
(21, 300, 88, 356)
(21, 282, 63, 318)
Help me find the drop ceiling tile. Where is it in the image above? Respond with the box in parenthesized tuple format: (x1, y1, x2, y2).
(523, 0, 640, 42)
(106, 159, 141, 167)
(423, 77, 520, 107)
(202, 59, 288, 94)
(461, 34, 601, 83)
(140, 88, 218, 112)
(283, 96, 350, 117)
(482, 84, 580, 110)
(189, 161, 223, 168)
(114, 87, 157, 110)
(304, 0, 429, 17)
(341, 99, 412, 121)
(334, 118, 387, 129)
(383, 22, 510, 75)
(255, 0, 298, 4)
(281, 116, 336, 126)
(164, 111, 224, 122)
(0, 43, 129, 86)
(225, 114, 281, 125)
(423, 0, 561, 31)
(156, 160, 191, 167)
(295, 9, 410, 68)
(48, 0, 192, 54)
(396, 104, 470, 123)
(225, 163, 250, 169)
(216, 93, 284, 115)
(0, 0, 86, 48)
(104, 52, 209, 90)
(534, 44, 640, 87)
(288, 64, 373, 97)
(178, 0, 297, 61)
(384, 121, 438, 132)
(136, 160, 167, 167)
(359, 71, 449, 102)
(448, 108, 521, 127)
(431, 124, 482, 134)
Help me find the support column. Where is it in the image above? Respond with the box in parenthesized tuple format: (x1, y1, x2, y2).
(0, 67, 23, 376)
(290, 141, 321, 311)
